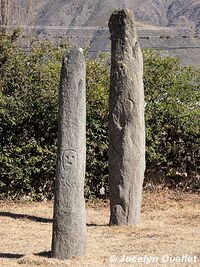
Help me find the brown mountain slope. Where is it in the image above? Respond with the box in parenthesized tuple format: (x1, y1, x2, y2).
(3, 0, 200, 66)
(7, 0, 200, 32)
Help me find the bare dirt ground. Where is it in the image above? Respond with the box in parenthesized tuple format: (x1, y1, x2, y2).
(0, 190, 200, 267)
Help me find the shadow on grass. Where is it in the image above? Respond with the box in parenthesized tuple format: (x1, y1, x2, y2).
(0, 212, 52, 223)
(35, 251, 51, 258)
(0, 253, 24, 259)
(0, 212, 108, 226)
(86, 223, 108, 227)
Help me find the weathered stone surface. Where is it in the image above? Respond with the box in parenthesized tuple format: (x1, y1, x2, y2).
(51, 47, 86, 259)
(108, 9, 145, 226)
(0, 0, 9, 34)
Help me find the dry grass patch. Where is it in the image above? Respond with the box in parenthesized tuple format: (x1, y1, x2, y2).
(0, 190, 199, 267)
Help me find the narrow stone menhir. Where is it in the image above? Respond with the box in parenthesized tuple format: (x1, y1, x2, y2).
(108, 9, 146, 226)
(52, 47, 86, 259)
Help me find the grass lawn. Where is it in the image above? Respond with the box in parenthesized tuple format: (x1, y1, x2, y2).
(0, 189, 199, 266)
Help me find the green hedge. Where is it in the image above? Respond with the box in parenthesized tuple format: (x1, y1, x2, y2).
(143, 50, 199, 191)
(0, 32, 199, 199)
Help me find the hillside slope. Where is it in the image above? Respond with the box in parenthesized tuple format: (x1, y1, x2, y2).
(5, 0, 200, 66)
(8, 0, 200, 32)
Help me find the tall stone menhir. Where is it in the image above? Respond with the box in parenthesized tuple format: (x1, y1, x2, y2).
(108, 9, 145, 226)
(52, 47, 86, 259)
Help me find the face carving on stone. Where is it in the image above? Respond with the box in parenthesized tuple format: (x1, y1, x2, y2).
(62, 149, 77, 171)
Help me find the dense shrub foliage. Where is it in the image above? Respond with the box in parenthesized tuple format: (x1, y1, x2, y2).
(85, 56, 109, 198)
(143, 50, 199, 191)
(0, 33, 199, 199)
(0, 33, 64, 199)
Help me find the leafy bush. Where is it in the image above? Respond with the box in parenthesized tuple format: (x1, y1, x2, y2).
(0, 33, 64, 199)
(143, 50, 200, 190)
(0, 33, 199, 199)
(85, 56, 109, 198)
